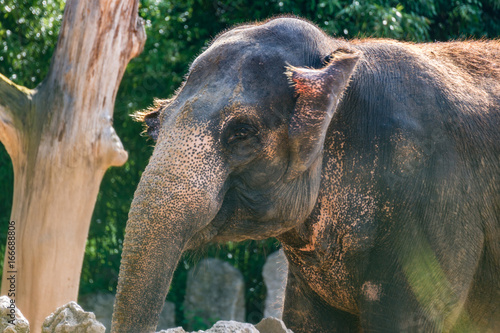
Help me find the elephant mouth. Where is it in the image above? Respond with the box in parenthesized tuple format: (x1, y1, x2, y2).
(184, 222, 220, 250)
(185, 213, 287, 250)
(184, 202, 265, 250)
(185, 221, 272, 250)
(183, 200, 233, 250)
(184, 185, 292, 250)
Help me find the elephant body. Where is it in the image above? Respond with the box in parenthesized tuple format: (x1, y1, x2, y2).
(112, 17, 500, 332)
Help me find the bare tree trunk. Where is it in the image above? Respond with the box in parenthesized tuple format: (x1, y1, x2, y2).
(0, 1, 146, 331)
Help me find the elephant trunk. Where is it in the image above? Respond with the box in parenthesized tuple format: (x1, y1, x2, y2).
(111, 161, 225, 332)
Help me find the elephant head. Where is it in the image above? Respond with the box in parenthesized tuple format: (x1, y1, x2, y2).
(112, 17, 360, 332)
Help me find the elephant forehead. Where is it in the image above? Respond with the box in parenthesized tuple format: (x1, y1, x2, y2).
(184, 50, 288, 106)
(166, 65, 285, 125)
(166, 20, 333, 123)
(185, 27, 320, 97)
(202, 17, 331, 60)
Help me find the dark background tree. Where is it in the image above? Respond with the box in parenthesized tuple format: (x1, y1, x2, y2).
(1, 0, 499, 329)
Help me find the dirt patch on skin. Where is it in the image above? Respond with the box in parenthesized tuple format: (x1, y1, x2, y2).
(362, 281, 382, 302)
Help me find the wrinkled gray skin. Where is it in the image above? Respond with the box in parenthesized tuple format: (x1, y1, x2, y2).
(112, 18, 500, 332)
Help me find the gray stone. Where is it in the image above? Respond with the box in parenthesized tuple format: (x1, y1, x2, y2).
(184, 258, 245, 331)
(80, 293, 176, 331)
(157, 327, 187, 333)
(262, 250, 288, 319)
(255, 317, 293, 333)
(42, 301, 105, 333)
(202, 320, 259, 333)
(156, 319, 293, 333)
(0, 296, 29, 333)
(79, 293, 114, 332)
(157, 301, 176, 330)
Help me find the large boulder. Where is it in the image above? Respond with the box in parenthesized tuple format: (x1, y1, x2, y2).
(42, 302, 105, 333)
(0, 296, 30, 333)
(262, 250, 288, 319)
(183, 258, 245, 330)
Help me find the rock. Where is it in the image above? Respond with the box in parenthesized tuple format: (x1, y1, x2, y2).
(202, 320, 259, 333)
(80, 293, 176, 331)
(157, 327, 187, 333)
(262, 250, 288, 319)
(156, 318, 293, 333)
(255, 317, 293, 333)
(42, 301, 105, 333)
(0, 296, 30, 333)
(184, 258, 245, 331)
(2, 297, 292, 333)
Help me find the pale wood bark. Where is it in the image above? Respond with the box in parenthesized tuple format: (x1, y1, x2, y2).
(0, 0, 146, 331)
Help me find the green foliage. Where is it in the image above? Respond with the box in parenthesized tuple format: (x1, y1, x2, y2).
(0, 144, 13, 275)
(0, 0, 64, 86)
(184, 311, 221, 331)
(0, 0, 499, 327)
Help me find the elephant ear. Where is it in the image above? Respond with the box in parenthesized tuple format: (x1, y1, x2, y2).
(143, 110, 160, 141)
(284, 51, 360, 181)
(133, 99, 167, 141)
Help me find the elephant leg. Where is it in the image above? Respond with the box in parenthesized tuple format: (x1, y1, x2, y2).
(282, 265, 360, 333)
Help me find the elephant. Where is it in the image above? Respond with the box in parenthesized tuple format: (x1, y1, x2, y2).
(111, 17, 500, 332)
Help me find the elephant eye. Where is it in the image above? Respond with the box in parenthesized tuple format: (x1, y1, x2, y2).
(226, 124, 257, 144)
